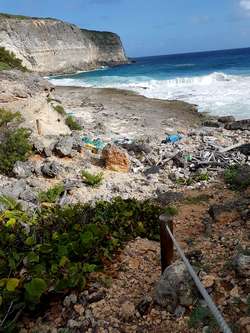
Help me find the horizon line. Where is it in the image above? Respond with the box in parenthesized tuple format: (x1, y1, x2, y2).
(131, 46, 250, 59)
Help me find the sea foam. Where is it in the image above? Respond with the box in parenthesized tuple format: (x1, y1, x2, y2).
(50, 71, 250, 120)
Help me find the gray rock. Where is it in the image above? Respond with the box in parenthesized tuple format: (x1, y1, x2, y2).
(63, 294, 77, 308)
(202, 120, 220, 128)
(67, 319, 82, 329)
(1, 179, 27, 199)
(225, 119, 250, 130)
(155, 260, 196, 311)
(54, 136, 73, 157)
(72, 133, 84, 152)
(41, 161, 61, 178)
(19, 189, 37, 203)
(218, 116, 235, 123)
(234, 254, 250, 277)
(33, 140, 55, 157)
(63, 179, 82, 191)
(156, 188, 184, 205)
(13, 161, 33, 179)
(121, 141, 152, 155)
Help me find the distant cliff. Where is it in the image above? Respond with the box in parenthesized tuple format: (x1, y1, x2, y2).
(0, 13, 128, 74)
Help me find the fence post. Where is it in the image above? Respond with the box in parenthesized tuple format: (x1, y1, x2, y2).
(159, 214, 174, 273)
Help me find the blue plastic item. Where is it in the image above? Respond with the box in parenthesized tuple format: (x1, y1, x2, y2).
(165, 134, 182, 143)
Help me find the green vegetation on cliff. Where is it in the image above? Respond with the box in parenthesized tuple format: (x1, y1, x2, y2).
(0, 109, 32, 175)
(0, 197, 162, 331)
(0, 47, 27, 71)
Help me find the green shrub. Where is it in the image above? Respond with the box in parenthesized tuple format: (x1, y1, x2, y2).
(0, 128, 32, 175)
(0, 109, 21, 127)
(65, 116, 82, 130)
(81, 170, 104, 187)
(164, 205, 178, 216)
(38, 184, 65, 203)
(0, 197, 162, 330)
(53, 105, 66, 116)
(224, 165, 250, 190)
(0, 47, 27, 71)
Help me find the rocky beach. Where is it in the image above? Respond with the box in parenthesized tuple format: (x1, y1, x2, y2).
(0, 13, 249, 333)
(0, 68, 249, 333)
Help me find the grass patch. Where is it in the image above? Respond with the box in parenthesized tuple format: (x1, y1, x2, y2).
(53, 105, 66, 116)
(81, 170, 104, 187)
(224, 165, 250, 190)
(164, 205, 178, 216)
(65, 116, 82, 131)
(0, 197, 162, 331)
(176, 172, 210, 186)
(0, 109, 21, 127)
(0, 47, 27, 71)
(188, 305, 218, 331)
(38, 183, 65, 203)
(184, 194, 210, 205)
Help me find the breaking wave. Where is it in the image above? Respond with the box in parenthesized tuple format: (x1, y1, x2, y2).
(50, 71, 250, 119)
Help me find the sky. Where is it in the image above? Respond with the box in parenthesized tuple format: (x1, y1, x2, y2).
(0, 0, 250, 57)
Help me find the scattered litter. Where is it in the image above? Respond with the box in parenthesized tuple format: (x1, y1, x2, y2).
(114, 137, 133, 145)
(82, 137, 106, 152)
(162, 134, 182, 144)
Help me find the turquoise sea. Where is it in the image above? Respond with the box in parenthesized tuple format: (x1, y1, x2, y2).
(50, 47, 250, 119)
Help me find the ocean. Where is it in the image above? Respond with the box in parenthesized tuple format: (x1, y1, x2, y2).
(50, 47, 250, 120)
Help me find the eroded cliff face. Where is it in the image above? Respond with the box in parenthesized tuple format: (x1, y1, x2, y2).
(0, 15, 128, 74)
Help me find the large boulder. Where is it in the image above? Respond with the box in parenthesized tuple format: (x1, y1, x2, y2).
(218, 116, 235, 124)
(54, 136, 74, 157)
(41, 161, 61, 178)
(13, 161, 34, 179)
(234, 254, 250, 278)
(225, 119, 250, 130)
(102, 144, 130, 172)
(155, 260, 196, 312)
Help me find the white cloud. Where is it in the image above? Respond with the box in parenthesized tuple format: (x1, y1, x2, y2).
(240, 0, 250, 11)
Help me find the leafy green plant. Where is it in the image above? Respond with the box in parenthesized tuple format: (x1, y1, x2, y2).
(53, 105, 66, 116)
(0, 197, 163, 330)
(0, 47, 27, 71)
(38, 183, 65, 203)
(0, 128, 32, 175)
(81, 170, 104, 187)
(65, 116, 82, 130)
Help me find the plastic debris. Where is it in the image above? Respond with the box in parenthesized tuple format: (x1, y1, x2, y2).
(114, 137, 133, 145)
(82, 137, 106, 151)
(162, 134, 182, 144)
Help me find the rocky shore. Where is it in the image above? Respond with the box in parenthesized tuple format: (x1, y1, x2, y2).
(0, 70, 249, 332)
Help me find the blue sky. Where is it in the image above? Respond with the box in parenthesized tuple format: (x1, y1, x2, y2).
(1, 0, 250, 57)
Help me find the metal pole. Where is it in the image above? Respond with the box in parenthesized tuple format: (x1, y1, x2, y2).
(165, 223, 232, 333)
(159, 214, 173, 273)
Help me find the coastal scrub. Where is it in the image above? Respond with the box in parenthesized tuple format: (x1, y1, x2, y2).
(0, 47, 27, 71)
(0, 197, 162, 331)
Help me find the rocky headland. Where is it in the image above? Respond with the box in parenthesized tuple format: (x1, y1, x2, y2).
(0, 13, 128, 74)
